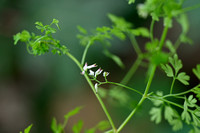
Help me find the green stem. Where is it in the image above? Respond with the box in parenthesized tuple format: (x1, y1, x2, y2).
(66, 52, 116, 132)
(81, 41, 91, 65)
(174, 34, 182, 51)
(163, 84, 200, 98)
(182, 3, 200, 13)
(170, 77, 176, 94)
(117, 64, 157, 132)
(117, 96, 146, 132)
(150, 19, 155, 42)
(120, 56, 143, 85)
(103, 81, 143, 96)
(129, 34, 142, 55)
(158, 26, 169, 50)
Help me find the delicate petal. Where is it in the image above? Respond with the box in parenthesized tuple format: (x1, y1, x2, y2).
(87, 64, 97, 69)
(81, 71, 85, 75)
(83, 62, 88, 71)
(81, 63, 97, 75)
(95, 68, 103, 77)
(89, 70, 95, 76)
(103, 72, 109, 77)
(95, 83, 98, 93)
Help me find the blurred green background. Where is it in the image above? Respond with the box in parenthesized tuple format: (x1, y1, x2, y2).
(0, 0, 200, 133)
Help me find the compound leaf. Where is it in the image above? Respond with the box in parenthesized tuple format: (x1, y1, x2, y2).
(149, 107, 162, 124)
(193, 64, 200, 80)
(161, 64, 174, 77)
(177, 72, 190, 85)
(169, 54, 182, 74)
(72, 120, 83, 133)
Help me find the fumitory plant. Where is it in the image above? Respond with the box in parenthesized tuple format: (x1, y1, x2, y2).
(14, 0, 200, 133)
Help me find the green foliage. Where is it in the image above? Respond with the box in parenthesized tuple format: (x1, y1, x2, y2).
(193, 64, 200, 80)
(137, 0, 183, 21)
(151, 52, 169, 65)
(13, 19, 68, 56)
(64, 106, 83, 124)
(161, 64, 174, 77)
(14, 0, 200, 133)
(85, 120, 110, 133)
(165, 40, 175, 53)
(192, 86, 200, 101)
(103, 49, 125, 69)
(128, 0, 135, 4)
(161, 54, 190, 85)
(19, 124, 33, 133)
(149, 107, 162, 124)
(164, 106, 183, 131)
(51, 106, 83, 133)
(72, 120, 83, 133)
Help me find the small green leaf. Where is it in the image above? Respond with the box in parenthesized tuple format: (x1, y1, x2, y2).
(111, 28, 126, 40)
(151, 52, 169, 65)
(64, 106, 83, 123)
(20, 30, 31, 42)
(72, 120, 83, 133)
(128, 0, 135, 4)
(77, 25, 88, 35)
(181, 110, 191, 124)
(130, 27, 150, 38)
(85, 128, 95, 133)
(187, 95, 197, 107)
(177, 14, 189, 34)
(193, 64, 200, 80)
(108, 13, 132, 31)
(23, 124, 33, 133)
(177, 72, 190, 85)
(161, 64, 174, 77)
(170, 119, 183, 131)
(169, 54, 182, 74)
(192, 113, 200, 126)
(151, 91, 163, 106)
(13, 33, 21, 45)
(166, 40, 175, 53)
(149, 107, 162, 124)
(96, 120, 110, 131)
(51, 117, 57, 132)
(51, 19, 60, 30)
(103, 49, 125, 69)
(35, 21, 43, 27)
(180, 34, 193, 45)
(145, 39, 159, 52)
(164, 106, 175, 122)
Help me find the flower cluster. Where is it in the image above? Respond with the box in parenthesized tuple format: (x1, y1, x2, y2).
(81, 63, 109, 93)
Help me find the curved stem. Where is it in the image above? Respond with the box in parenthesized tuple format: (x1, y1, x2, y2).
(81, 41, 91, 66)
(170, 77, 176, 94)
(101, 81, 143, 96)
(117, 96, 146, 132)
(182, 3, 200, 13)
(159, 26, 169, 50)
(129, 34, 141, 55)
(150, 19, 155, 42)
(117, 64, 157, 132)
(66, 52, 116, 132)
(163, 84, 200, 98)
(120, 56, 143, 85)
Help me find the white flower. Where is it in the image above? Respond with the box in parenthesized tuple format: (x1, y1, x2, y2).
(103, 72, 109, 77)
(95, 83, 98, 93)
(95, 68, 103, 78)
(89, 70, 95, 76)
(81, 63, 97, 75)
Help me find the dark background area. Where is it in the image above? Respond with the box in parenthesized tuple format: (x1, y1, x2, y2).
(0, 0, 200, 133)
